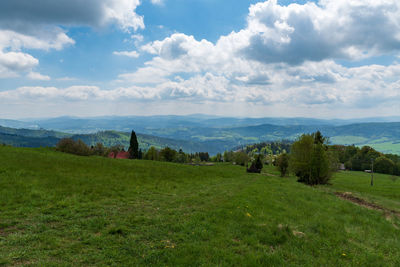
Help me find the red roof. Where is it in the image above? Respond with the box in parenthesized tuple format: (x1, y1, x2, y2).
(108, 151, 130, 159)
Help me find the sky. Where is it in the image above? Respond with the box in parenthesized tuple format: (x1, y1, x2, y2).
(1, 0, 400, 119)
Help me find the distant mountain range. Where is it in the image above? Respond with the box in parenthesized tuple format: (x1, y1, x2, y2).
(1, 115, 400, 154)
(4, 115, 400, 132)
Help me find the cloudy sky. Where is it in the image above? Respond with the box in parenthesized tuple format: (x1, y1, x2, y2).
(1, 0, 400, 119)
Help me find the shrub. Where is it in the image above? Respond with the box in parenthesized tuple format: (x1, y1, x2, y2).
(56, 138, 91, 156)
(92, 142, 106, 156)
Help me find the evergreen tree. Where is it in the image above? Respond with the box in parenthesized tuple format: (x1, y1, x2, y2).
(128, 130, 139, 159)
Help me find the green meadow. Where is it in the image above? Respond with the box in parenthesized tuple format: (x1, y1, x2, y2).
(1, 146, 399, 266)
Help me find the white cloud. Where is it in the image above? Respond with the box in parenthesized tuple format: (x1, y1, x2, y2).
(113, 50, 140, 58)
(150, 0, 163, 5)
(0, 50, 38, 78)
(27, 71, 51, 81)
(240, 0, 400, 64)
(0, 0, 144, 79)
(0, 0, 144, 33)
(3, 0, 400, 118)
(113, 0, 400, 114)
(1, 62, 400, 107)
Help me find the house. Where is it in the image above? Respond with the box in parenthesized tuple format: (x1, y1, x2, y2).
(108, 151, 130, 159)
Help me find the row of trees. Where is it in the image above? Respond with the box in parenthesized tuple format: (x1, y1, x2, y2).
(143, 146, 211, 163)
(56, 138, 110, 156)
(273, 132, 400, 185)
(237, 141, 291, 155)
(332, 145, 400, 175)
(56, 130, 213, 164)
(56, 129, 399, 183)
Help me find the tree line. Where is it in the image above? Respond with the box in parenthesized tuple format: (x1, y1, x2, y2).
(56, 130, 213, 164)
(55, 129, 400, 185)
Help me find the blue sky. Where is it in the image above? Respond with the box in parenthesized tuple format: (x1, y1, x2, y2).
(0, 0, 400, 119)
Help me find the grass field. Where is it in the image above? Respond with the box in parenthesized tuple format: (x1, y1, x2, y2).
(1, 146, 400, 266)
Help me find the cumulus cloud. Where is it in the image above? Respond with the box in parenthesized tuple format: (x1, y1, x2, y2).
(0, 0, 144, 32)
(139, 0, 400, 67)
(150, 0, 163, 5)
(2, 62, 400, 110)
(0, 50, 38, 78)
(240, 0, 400, 64)
(0, 0, 144, 79)
(113, 50, 140, 58)
(0, 29, 75, 51)
(112, 0, 400, 113)
(3, 0, 400, 117)
(27, 71, 51, 81)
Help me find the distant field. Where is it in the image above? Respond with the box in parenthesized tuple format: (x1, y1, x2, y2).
(362, 142, 400, 155)
(329, 135, 400, 155)
(329, 135, 369, 145)
(1, 146, 400, 266)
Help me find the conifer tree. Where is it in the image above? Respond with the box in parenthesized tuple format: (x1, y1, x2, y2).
(128, 130, 139, 159)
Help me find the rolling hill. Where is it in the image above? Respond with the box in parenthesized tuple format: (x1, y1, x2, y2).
(2, 116, 400, 154)
(1, 146, 399, 265)
(0, 126, 221, 154)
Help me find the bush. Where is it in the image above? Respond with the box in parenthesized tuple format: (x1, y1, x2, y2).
(56, 138, 91, 156)
(92, 142, 106, 156)
(276, 153, 289, 177)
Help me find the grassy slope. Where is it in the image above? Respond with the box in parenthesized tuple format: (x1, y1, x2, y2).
(323, 171, 400, 213)
(1, 146, 400, 266)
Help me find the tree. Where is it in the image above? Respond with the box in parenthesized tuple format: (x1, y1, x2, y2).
(247, 154, 263, 173)
(374, 156, 395, 174)
(144, 146, 159, 160)
(199, 152, 209, 162)
(128, 130, 139, 159)
(223, 151, 235, 162)
(290, 132, 334, 185)
(276, 153, 289, 177)
(175, 149, 188, 163)
(160, 147, 177, 162)
(234, 151, 249, 166)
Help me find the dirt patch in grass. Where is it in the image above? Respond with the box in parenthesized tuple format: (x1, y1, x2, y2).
(335, 192, 400, 218)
